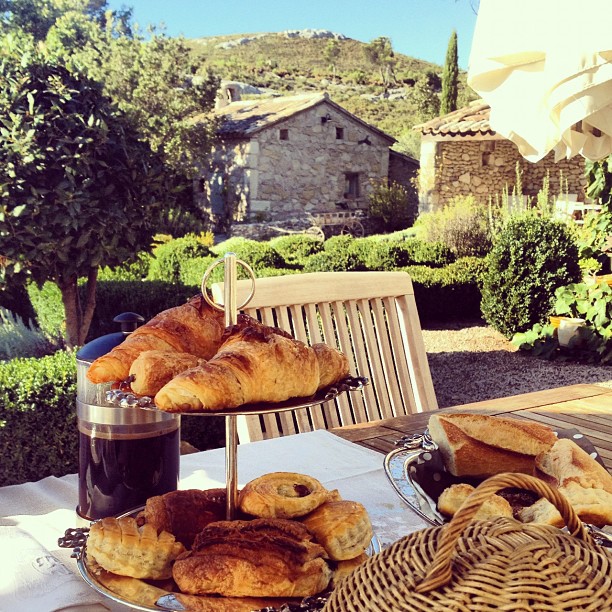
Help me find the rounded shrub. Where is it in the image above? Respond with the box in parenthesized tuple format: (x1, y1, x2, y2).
(98, 252, 154, 281)
(211, 237, 285, 271)
(302, 235, 367, 272)
(148, 235, 213, 282)
(268, 234, 324, 267)
(480, 215, 582, 338)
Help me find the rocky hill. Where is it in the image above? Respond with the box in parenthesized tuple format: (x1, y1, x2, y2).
(186, 30, 479, 158)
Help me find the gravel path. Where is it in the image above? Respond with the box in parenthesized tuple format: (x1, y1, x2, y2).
(423, 319, 612, 408)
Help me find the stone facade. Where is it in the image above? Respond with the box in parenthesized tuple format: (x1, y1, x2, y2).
(418, 136, 586, 212)
(197, 95, 407, 236)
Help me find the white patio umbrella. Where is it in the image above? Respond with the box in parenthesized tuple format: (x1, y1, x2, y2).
(467, 0, 612, 162)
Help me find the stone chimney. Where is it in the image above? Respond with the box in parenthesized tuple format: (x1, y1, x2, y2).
(215, 83, 241, 109)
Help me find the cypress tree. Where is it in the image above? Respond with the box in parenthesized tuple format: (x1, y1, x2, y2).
(441, 30, 459, 115)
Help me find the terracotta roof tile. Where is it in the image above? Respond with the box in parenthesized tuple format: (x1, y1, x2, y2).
(413, 100, 495, 137)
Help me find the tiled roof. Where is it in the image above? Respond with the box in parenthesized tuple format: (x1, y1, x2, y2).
(413, 99, 495, 137)
(212, 92, 395, 143)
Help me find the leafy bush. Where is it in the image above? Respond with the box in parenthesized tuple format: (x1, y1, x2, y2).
(0, 308, 56, 360)
(513, 279, 612, 363)
(0, 350, 78, 486)
(405, 257, 487, 323)
(302, 235, 368, 272)
(148, 235, 213, 283)
(211, 237, 285, 271)
(179, 255, 220, 287)
(368, 179, 415, 231)
(416, 195, 492, 257)
(98, 252, 154, 281)
(268, 235, 324, 267)
(480, 215, 582, 338)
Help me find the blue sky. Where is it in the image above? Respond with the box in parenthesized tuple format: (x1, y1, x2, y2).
(106, 0, 479, 69)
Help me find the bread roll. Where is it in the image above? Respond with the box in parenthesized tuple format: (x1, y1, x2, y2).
(138, 488, 229, 548)
(129, 350, 202, 396)
(155, 325, 320, 412)
(519, 439, 612, 527)
(172, 518, 332, 598)
(87, 516, 185, 580)
(437, 483, 513, 520)
(239, 472, 336, 519)
(301, 500, 373, 560)
(428, 413, 557, 477)
(87, 296, 225, 384)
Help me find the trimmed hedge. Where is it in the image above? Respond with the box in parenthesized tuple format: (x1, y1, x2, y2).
(268, 235, 323, 267)
(405, 256, 488, 324)
(148, 235, 213, 283)
(211, 237, 285, 271)
(0, 350, 78, 486)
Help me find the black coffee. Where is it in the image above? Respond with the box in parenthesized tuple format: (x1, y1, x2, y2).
(77, 424, 180, 520)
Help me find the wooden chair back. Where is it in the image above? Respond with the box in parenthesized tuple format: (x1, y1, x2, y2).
(211, 271, 438, 442)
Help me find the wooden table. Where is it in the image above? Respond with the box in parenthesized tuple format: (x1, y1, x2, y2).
(332, 384, 612, 471)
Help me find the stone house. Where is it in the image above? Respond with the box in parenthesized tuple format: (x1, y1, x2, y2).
(413, 100, 587, 213)
(196, 90, 419, 237)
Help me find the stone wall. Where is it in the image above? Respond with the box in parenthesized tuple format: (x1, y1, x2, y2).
(199, 102, 396, 233)
(418, 137, 587, 212)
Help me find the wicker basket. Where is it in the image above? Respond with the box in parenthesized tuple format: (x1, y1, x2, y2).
(325, 473, 612, 611)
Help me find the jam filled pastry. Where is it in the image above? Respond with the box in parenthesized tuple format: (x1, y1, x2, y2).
(239, 472, 339, 519)
(87, 516, 185, 580)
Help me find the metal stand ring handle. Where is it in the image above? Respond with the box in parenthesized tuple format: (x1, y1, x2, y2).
(200, 256, 256, 311)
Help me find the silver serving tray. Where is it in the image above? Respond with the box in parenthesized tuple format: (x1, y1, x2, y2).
(107, 376, 368, 416)
(61, 506, 382, 612)
(384, 429, 612, 546)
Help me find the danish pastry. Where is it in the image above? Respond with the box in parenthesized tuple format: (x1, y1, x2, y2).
(138, 488, 229, 548)
(238, 472, 336, 519)
(173, 518, 332, 598)
(332, 552, 368, 586)
(300, 500, 373, 560)
(87, 516, 185, 579)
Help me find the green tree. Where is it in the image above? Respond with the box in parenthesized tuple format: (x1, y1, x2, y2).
(441, 30, 458, 115)
(323, 38, 340, 83)
(0, 35, 168, 346)
(364, 36, 396, 89)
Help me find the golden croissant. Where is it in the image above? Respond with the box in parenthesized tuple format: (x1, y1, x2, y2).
(87, 296, 226, 384)
(155, 324, 324, 412)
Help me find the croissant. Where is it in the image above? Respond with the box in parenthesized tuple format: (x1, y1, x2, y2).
(129, 350, 203, 396)
(173, 518, 332, 598)
(154, 324, 320, 412)
(312, 343, 350, 390)
(87, 296, 226, 384)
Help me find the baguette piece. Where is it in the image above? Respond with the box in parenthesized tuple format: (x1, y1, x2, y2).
(437, 483, 513, 520)
(519, 438, 612, 527)
(428, 413, 557, 477)
(87, 296, 225, 384)
(155, 324, 320, 412)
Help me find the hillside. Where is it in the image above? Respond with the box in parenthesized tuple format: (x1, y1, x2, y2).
(186, 30, 479, 158)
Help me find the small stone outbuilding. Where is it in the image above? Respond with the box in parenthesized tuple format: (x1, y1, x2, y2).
(196, 91, 419, 237)
(414, 100, 587, 213)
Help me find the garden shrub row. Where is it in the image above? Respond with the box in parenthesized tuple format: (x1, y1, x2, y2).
(0, 349, 226, 487)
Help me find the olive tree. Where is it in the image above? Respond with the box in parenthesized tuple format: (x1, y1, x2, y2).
(0, 35, 168, 347)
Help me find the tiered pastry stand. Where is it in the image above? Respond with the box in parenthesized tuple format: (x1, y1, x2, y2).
(133, 252, 366, 520)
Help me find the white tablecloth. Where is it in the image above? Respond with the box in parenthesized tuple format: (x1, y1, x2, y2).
(0, 430, 428, 611)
